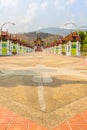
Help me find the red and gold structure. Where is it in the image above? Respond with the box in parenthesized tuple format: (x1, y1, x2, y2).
(45, 32, 81, 56)
(0, 31, 33, 56)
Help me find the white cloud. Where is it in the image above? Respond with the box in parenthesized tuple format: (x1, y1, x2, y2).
(54, 0, 65, 10)
(0, 0, 18, 7)
(85, 0, 87, 4)
(66, 0, 76, 5)
(54, 0, 60, 6)
(41, 1, 48, 9)
(0, 0, 86, 33)
(23, 2, 39, 24)
(23, 1, 48, 24)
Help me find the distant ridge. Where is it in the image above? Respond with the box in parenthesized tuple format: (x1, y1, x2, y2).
(36, 27, 74, 36)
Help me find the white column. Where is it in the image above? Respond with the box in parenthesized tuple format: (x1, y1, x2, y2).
(49, 48, 50, 53)
(27, 47, 28, 53)
(41, 46, 43, 51)
(28, 48, 30, 52)
(76, 41, 81, 56)
(9, 41, 12, 55)
(24, 46, 26, 53)
(48, 48, 49, 53)
(45, 48, 47, 52)
(27, 47, 29, 52)
(54, 46, 56, 54)
(24, 46, 25, 53)
(51, 47, 53, 53)
(66, 41, 71, 56)
(34, 46, 37, 52)
(17, 43, 20, 55)
(53, 46, 54, 53)
(29, 48, 30, 52)
(25, 47, 27, 53)
(66, 43, 69, 56)
(25, 47, 26, 53)
(58, 44, 62, 54)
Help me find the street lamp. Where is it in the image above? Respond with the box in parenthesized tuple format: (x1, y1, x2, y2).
(64, 22, 79, 35)
(0, 22, 15, 34)
(64, 22, 78, 28)
(64, 22, 85, 35)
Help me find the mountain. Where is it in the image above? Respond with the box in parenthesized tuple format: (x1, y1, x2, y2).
(36, 27, 73, 36)
(23, 32, 53, 39)
(22, 32, 62, 43)
(18, 31, 62, 47)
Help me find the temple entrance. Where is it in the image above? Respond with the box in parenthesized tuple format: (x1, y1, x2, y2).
(34, 36, 44, 52)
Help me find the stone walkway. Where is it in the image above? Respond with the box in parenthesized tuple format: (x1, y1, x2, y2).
(0, 52, 87, 130)
(53, 110, 87, 130)
(0, 108, 87, 130)
(0, 109, 47, 130)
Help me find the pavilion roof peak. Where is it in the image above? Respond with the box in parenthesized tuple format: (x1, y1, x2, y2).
(1, 31, 8, 36)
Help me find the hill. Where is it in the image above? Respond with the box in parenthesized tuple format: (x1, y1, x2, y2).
(36, 27, 73, 36)
(17, 32, 62, 47)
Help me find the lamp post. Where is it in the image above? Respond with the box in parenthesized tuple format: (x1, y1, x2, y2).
(65, 22, 80, 37)
(64, 22, 78, 29)
(0, 22, 15, 34)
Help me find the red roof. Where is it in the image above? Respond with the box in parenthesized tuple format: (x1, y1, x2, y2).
(61, 37, 67, 44)
(13, 37, 17, 40)
(57, 39, 63, 44)
(75, 36, 80, 41)
(68, 36, 73, 41)
(66, 32, 80, 41)
(71, 32, 78, 37)
(1, 31, 8, 36)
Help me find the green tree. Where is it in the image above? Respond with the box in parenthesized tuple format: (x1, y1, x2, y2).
(79, 31, 86, 51)
(84, 36, 87, 44)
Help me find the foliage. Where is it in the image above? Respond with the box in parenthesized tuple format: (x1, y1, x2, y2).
(79, 31, 87, 51)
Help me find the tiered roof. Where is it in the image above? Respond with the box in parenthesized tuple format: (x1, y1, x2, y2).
(66, 32, 80, 41)
(56, 32, 80, 46)
(0, 31, 31, 47)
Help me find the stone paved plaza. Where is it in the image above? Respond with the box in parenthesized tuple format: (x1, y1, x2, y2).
(0, 52, 87, 130)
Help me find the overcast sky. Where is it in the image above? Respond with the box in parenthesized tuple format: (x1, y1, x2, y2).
(0, 0, 87, 33)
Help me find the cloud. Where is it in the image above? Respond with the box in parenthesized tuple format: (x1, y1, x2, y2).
(54, 0, 65, 10)
(66, 0, 76, 5)
(41, 1, 48, 9)
(54, 0, 77, 7)
(23, 1, 48, 24)
(0, 0, 86, 33)
(54, 0, 60, 6)
(85, 0, 87, 4)
(23, 2, 39, 24)
(0, 0, 18, 7)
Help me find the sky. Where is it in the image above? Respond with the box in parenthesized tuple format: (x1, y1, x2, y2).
(0, 0, 87, 33)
